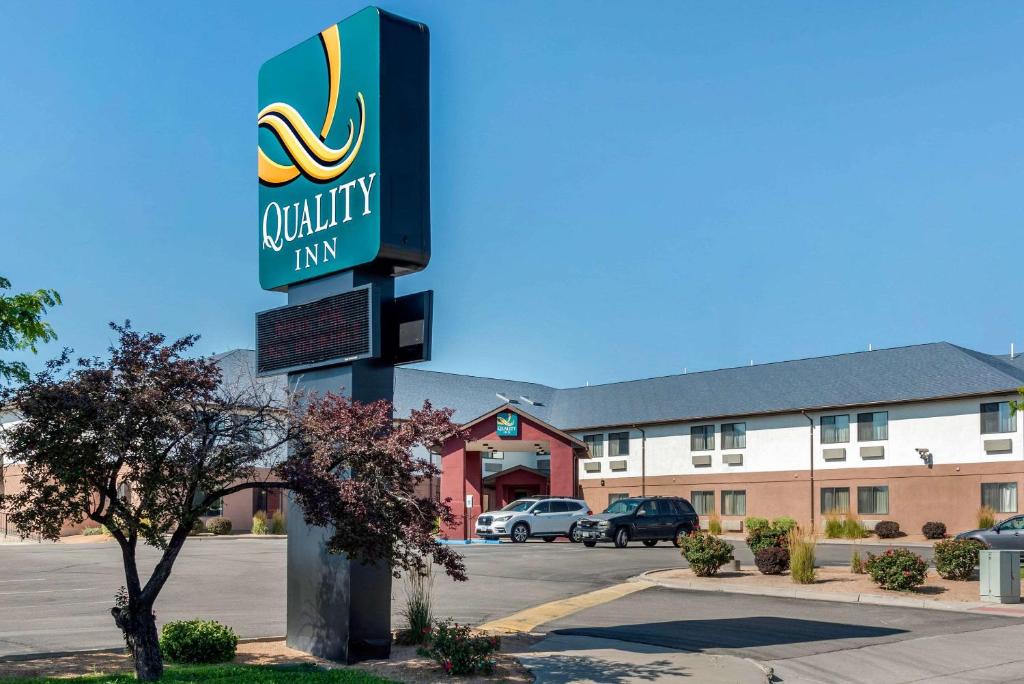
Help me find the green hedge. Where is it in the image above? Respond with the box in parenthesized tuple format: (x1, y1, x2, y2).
(934, 538, 984, 580)
(866, 548, 928, 591)
(680, 532, 735, 576)
(159, 620, 238, 664)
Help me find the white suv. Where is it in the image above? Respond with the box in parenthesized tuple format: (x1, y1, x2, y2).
(476, 498, 592, 543)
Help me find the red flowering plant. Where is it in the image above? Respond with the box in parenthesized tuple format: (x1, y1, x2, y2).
(865, 547, 928, 591)
(279, 394, 469, 582)
(416, 620, 500, 676)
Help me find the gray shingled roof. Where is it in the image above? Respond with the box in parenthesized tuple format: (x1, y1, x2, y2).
(216, 342, 1024, 431)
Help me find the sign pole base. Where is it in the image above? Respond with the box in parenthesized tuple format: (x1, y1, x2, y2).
(285, 270, 395, 664)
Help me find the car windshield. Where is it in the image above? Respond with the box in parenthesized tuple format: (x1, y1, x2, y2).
(603, 499, 641, 514)
(501, 500, 536, 513)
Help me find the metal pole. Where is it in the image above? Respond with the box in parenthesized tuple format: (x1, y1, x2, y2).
(633, 425, 647, 496)
(802, 411, 814, 533)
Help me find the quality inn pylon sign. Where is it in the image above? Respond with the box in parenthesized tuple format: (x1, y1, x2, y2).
(258, 7, 430, 291)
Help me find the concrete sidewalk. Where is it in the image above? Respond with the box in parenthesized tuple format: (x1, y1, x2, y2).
(769, 622, 1024, 683)
(637, 569, 1024, 617)
(519, 634, 769, 684)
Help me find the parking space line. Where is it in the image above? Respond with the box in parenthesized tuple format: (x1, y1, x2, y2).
(477, 582, 650, 634)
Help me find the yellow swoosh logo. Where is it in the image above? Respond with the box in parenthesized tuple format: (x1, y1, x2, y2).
(258, 25, 366, 185)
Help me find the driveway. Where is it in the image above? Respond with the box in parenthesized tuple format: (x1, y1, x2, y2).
(0, 535, 963, 667)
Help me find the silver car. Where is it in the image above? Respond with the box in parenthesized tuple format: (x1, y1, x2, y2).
(475, 498, 591, 543)
(956, 515, 1024, 549)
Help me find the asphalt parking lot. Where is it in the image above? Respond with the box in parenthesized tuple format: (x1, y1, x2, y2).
(0, 535, 938, 657)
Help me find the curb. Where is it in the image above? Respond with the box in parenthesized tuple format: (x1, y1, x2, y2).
(0, 636, 287, 664)
(435, 538, 500, 545)
(636, 569, 1020, 616)
(744, 657, 775, 683)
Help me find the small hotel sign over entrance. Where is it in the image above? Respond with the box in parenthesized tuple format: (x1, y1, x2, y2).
(496, 411, 519, 438)
(258, 7, 430, 291)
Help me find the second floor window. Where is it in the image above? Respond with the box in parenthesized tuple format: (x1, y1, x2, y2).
(821, 415, 850, 444)
(981, 402, 1017, 434)
(608, 432, 630, 457)
(583, 434, 605, 458)
(857, 412, 888, 441)
(722, 422, 746, 449)
(691, 425, 715, 451)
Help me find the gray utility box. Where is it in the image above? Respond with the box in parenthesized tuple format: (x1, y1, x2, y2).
(979, 550, 1021, 604)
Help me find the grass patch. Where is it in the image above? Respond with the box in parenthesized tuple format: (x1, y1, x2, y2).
(0, 663, 396, 684)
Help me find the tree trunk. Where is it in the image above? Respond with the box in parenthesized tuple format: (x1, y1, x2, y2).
(132, 606, 163, 682)
(112, 602, 163, 681)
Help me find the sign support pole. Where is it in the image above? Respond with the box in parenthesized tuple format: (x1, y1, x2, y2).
(285, 269, 394, 663)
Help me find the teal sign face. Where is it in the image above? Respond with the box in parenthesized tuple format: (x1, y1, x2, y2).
(258, 8, 430, 291)
(496, 411, 519, 438)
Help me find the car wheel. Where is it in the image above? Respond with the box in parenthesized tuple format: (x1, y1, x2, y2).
(583, 541, 597, 548)
(543, 536, 556, 543)
(614, 527, 629, 548)
(672, 527, 687, 547)
(510, 522, 530, 543)
(642, 539, 658, 547)
(568, 524, 583, 543)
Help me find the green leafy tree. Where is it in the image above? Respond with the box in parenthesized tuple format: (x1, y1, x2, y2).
(1011, 387, 1024, 416)
(0, 276, 61, 384)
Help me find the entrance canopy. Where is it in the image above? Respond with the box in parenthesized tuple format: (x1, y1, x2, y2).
(466, 439, 550, 454)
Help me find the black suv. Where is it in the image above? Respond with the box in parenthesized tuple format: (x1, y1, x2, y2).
(577, 496, 699, 548)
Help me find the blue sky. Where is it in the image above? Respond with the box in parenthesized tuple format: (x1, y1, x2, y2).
(2, 2, 1022, 388)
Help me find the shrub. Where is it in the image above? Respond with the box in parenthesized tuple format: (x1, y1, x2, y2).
(159, 620, 238, 664)
(934, 538, 984, 580)
(865, 548, 928, 591)
(206, 517, 232, 536)
(680, 532, 735, 577)
(417, 620, 500, 676)
(824, 514, 843, 539)
(707, 512, 722, 536)
(251, 511, 268, 535)
(189, 518, 206, 536)
(747, 527, 787, 554)
(921, 521, 947, 540)
(755, 546, 790, 575)
(270, 510, 286, 535)
(744, 517, 770, 535)
(874, 521, 900, 539)
(398, 568, 433, 646)
(850, 550, 865, 574)
(841, 512, 865, 539)
(788, 528, 816, 584)
(82, 526, 104, 536)
(772, 517, 797, 533)
(978, 506, 996, 529)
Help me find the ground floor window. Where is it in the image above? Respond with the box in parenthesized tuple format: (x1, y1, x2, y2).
(608, 493, 629, 506)
(821, 487, 850, 514)
(857, 486, 889, 515)
(721, 490, 746, 516)
(982, 482, 1018, 513)
(691, 490, 715, 515)
(204, 497, 224, 517)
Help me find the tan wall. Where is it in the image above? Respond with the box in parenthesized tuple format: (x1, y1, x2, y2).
(3, 464, 90, 536)
(580, 460, 1024, 535)
(5, 463, 282, 535)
